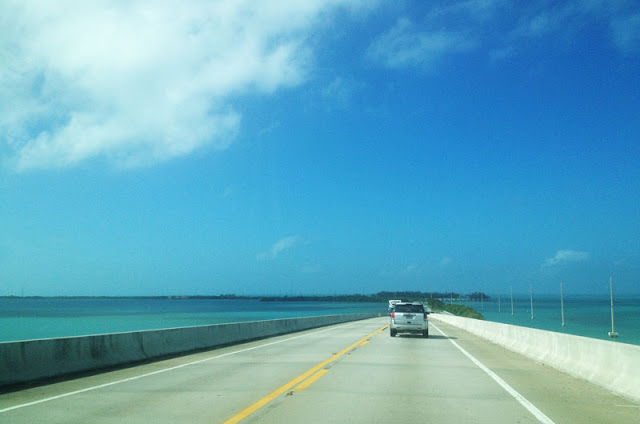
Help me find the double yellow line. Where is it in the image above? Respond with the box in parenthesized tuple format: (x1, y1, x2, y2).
(222, 324, 388, 424)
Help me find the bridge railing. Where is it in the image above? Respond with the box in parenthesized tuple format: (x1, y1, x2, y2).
(431, 313, 640, 403)
(0, 313, 379, 388)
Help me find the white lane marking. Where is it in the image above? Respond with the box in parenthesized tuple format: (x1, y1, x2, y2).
(0, 320, 369, 414)
(430, 322, 556, 424)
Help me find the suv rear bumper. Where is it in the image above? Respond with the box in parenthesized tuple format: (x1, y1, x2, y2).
(392, 323, 427, 332)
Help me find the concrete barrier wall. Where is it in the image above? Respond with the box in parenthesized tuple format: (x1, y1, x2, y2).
(431, 313, 640, 403)
(0, 313, 377, 387)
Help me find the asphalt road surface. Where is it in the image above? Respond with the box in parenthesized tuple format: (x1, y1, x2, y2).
(1, 316, 638, 423)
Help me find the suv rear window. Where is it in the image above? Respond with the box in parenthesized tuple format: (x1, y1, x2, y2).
(394, 304, 424, 313)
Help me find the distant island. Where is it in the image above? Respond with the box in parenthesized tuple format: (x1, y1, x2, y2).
(257, 291, 490, 303)
(1, 290, 489, 301)
(255, 291, 487, 319)
(2, 291, 486, 319)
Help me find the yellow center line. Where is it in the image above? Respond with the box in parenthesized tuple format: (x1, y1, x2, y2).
(221, 324, 388, 424)
(292, 368, 329, 392)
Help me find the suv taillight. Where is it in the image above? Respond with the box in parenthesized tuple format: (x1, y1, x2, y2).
(423, 312, 427, 319)
(391, 312, 395, 319)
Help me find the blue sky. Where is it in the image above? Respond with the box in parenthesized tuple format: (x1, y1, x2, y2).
(1, 0, 639, 296)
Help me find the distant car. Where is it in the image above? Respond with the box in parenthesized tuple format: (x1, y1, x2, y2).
(390, 302, 428, 338)
(388, 299, 401, 315)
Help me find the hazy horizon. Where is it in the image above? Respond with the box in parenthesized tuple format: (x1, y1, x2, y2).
(3, 287, 637, 298)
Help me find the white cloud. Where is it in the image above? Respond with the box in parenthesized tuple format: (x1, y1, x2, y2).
(542, 250, 590, 268)
(0, 0, 370, 170)
(257, 235, 301, 261)
(367, 18, 475, 69)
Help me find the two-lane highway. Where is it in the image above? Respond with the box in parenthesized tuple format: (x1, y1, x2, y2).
(1, 317, 638, 423)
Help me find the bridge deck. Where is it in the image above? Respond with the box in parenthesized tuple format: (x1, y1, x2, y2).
(1, 317, 638, 423)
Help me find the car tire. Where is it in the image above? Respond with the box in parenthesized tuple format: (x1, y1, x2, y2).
(422, 330, 429, 338)
(390, 329, 397, 337)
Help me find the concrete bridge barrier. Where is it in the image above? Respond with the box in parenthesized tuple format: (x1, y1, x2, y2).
(431, 313, 640, 403)
(0, 313, 378, 388)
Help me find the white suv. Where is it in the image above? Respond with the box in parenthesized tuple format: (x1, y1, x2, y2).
(390, 302, 429, 338)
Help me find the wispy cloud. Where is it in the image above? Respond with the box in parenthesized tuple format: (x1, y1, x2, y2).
(321, 77, 359, 109)
(610, 12, 640, 54)
(367, 1, 640, 70)
(542, 250, 590, 268)
(301, 263, 324, 274)
(489, 46, 515, 62)
(509, 1, 640, 54)
(0, 1, 371, 171)
(367, 18, 475, 69)
(405, 263, 418, 273)
(257, 121, 282, 138)
(257, 235, 301, 261)
(439, 257, 453, 267)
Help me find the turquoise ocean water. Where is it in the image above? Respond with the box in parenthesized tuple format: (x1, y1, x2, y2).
(1, 296, 638, 346)
(0, 298, 386, 343)
(457, 294, 640, 346)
